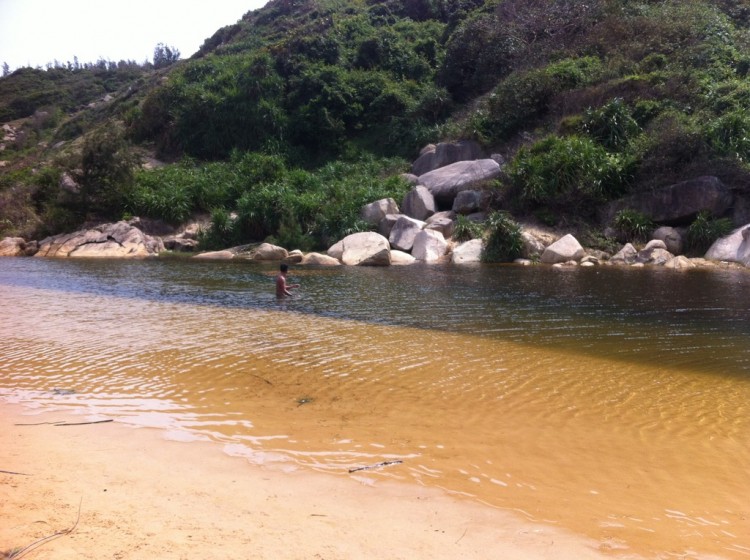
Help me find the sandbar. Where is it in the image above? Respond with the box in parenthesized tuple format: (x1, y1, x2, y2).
(1, 403, 613, 559)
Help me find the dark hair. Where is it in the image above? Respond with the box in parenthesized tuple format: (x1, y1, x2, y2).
(280, 263, 289, 273)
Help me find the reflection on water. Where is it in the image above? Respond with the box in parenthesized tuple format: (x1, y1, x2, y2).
(1, 258, 749, 558)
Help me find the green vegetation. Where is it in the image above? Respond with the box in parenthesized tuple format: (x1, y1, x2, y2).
(508, 135, 635, 216)
(685, 210, 734, 253)
(2, 0, 750, 251)
(482, 211, 523, 263)
(127, 152, 409, 250)
(453, 214, 484, 242)
(613, 209, 656, 242)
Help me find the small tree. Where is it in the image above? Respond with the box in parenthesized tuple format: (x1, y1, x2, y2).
(153, 43, 180, 69)
(2, 62, 10, 77)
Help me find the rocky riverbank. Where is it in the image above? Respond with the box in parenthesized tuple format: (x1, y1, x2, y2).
(2, 139, 749, 270)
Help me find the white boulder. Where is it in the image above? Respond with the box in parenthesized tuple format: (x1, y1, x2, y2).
(412, 229, 449, 262)
(389, 216, 426, 252)
(540, 234, 584, 264)
(341, 232, 391, 266)
(705, 225, 750, 266)
(451, 239, 483, 263)
(360, 198, 400, 225)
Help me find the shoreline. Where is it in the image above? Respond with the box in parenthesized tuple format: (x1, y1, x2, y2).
(1, 401, 614, 560)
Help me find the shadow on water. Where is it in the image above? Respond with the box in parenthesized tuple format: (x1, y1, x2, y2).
(3, 256, 750, 379)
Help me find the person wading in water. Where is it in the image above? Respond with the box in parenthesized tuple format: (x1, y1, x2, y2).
(276, 263, 300, 298)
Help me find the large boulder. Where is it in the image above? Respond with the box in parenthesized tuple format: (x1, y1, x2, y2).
(389, 216, 426, 252)
(412, 229, 449, 262)
(0, 237, 26, 257)
(360, 198, 399, 225)
(540, 234, 585, 264)
(664, 255, 696, 270)
(651, 226, 683, 255)
(252, 243, 288, 261)
(284, 249, 304, 264)
(341, 232, 391, 266)
(378, 213, 401, 238)
(417, 159, 502, 207)
(426, 210, 456, 224)
(636, 240, 673, 265)
(425, 216, 455, 239)
(452, 190, 484, 215)
(451, 239, 483, 263)
(705, 225, 750, 266)
(163, 236, 199, 252)
(402, 186, 436, 221)
(412, 140, 485, 176)
(301, 252, 342, 266)
(327, 240, 344, 260)
(35, 222, 164, 258)
(609, 243, 638, 266)
(390, 250, 416, 265)
(602, 176, 733, 225)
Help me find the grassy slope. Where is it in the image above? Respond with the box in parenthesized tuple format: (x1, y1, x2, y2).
(2, 0, 750, 248)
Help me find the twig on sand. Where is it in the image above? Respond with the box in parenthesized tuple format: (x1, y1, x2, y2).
(9, 497, 82, 559)
(0, 470, 31, 476)
(15, 420, 113, 427)
(455, 528, 467, 544)
(249, 373, 273, 386)
(14, 421, 66, 426)
(54, 419, 113, 427)
(348, 460, 403, 473)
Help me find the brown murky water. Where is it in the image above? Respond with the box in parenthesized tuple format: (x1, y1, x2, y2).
(1, 258, 748, 558)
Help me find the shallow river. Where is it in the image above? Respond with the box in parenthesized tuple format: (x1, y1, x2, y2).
(1, 257, 748, 558)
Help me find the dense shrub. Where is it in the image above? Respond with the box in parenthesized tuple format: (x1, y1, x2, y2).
(128, 153, 409, 250)
(582, 98, 641, 150)
(685, 209, 734, 253)
(706, 108, 750, 161)
(477, 57, 603, 143)
(631, 112, 711, 189)
(453, 214, 484, 242)
(509, 135, 635, 214)
(482, 212, 523, 263)
(613, 209, 655, 242)
(439, 13, 523, 99)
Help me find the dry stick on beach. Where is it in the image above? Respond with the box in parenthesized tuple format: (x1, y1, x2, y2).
(249, 373, 273, 386)
(8, 498, 82, 559)
(14, 420, 114, 427)
(54, 419, 113, 427)
(14, 421, 67, 426)
(0, 470, 31, 476)
(348, 460, 403, 473)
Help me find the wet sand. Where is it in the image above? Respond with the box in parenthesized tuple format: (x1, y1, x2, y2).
(0, 403, 612, 560)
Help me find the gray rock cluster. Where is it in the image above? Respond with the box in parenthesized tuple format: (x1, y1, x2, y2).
(0, 237, 37, 257)
(34, 222, 165, 258)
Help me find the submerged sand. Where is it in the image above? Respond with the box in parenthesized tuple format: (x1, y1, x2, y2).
(0, 404, 612, 560)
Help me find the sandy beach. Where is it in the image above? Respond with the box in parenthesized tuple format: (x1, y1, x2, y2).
(1, 403, 613, 560)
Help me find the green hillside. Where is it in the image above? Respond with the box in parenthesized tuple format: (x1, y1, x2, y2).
(2, 0, 750, 252)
